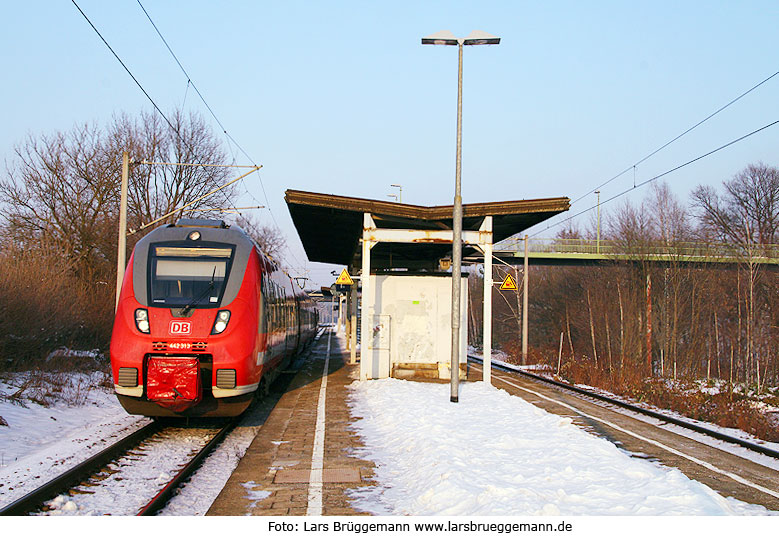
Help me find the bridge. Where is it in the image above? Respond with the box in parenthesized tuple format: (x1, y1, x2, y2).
(489, 237, 779, 267)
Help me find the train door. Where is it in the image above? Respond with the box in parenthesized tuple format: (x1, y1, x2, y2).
(257, 273, 267, 366)
(281, 282, 295, 356)
(294, 296, 302, 347)
(271, 282, 280, 359)
(289, 293, 300, 354)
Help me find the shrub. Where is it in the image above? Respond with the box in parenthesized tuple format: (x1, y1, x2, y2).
(0, 246, 114, 370)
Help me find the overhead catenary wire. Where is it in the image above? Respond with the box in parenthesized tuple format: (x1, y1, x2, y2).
(127, 166, 261, 235)
(71, 0, 183, 143)
(135, 1, 271, 208)
(135, 0, 306, 273)
(138, 161, 259, 168)
(568, 68, 779, 209)
(135, 0, 254, 164)
(71, 0, 236, 223)
(532, 118, 779, 237)
(73, 0, 305, 273)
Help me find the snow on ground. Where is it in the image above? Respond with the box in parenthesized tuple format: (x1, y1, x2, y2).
(2, 350, 777, 517)
(0, 374, 146, 505)
(40, 426, 216, 516)
(157, 401, 272, 516)
(0, 373, 276, 515)
(347, 378, 775, 516)
(479, 355, 779, 472)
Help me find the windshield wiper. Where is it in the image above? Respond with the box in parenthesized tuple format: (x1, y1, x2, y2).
(180, 267, 217, 315)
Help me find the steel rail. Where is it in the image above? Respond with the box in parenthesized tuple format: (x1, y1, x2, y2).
(3, 331, 321, 517)
(0, 420, 161, 516)
(469, 355, 779, 460)
(137, 418, 240, 516)
(138, 329, 326, 515)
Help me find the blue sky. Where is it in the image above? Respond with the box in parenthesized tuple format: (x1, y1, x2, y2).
(2, 1, 778, 286)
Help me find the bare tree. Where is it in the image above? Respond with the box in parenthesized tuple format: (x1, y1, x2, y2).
(646, 182, 692, 378)
(648, 182, 691, 244)
(691, 163, 779, 247)
(0, 108, 247, 362)
(0, 109, 236, 279)
(111, 109, 235, 235)
(231, 213, 287, 259)
(691, 163, 779, 389)
(0, 123, 117, 278)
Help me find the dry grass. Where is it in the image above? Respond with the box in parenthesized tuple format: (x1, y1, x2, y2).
(0, 247, 113, 371)
(1, 368, 110, 408)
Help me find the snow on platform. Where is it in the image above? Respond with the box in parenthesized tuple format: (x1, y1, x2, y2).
(347, 378, 773, 516)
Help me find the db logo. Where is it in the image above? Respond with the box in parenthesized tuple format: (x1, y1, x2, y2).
(169, 320, 192, 335)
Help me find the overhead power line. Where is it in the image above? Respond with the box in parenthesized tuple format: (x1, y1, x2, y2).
(135, 1, 254, 166)
(71, 0, 226, 175)
(71, 0, 181, 140)
(135, 0, 306, 272)
(532, 118, 779, 237)
(569, 68, 779, 208)
(72, 0, 306, 272)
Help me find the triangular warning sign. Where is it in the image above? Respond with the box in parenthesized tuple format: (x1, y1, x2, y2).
(500, 273, 518, 291)
(335, 269, 354, 285)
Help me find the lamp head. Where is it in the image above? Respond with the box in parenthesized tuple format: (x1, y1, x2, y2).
(421, 30, 459, 46)
(422, 30, 500, 46)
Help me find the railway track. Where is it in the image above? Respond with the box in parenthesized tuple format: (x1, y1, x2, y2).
(469, 355, 779, 460)
(0, 420, 159, 516)
(1, 330, 326, 517)
(469, 355, 779, 510)
(0, 418, 238, 516)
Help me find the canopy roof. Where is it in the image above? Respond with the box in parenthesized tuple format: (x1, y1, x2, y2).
(285, 189, 570, 270)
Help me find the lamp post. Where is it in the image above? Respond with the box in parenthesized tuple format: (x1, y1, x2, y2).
(595, 190, 601, 254)
(390, 184, 403, 203)
(422, 30, 500, 402)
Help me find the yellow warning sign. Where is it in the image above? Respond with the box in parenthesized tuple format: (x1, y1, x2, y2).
(500, 273, 518, 291)
(335, 269, 354, 286)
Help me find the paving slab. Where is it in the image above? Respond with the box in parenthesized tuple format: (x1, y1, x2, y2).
(207, 331, 375, 516)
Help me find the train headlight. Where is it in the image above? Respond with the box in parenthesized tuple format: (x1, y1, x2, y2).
(134, 308, 150, 334)
(211, 310, 231, 334)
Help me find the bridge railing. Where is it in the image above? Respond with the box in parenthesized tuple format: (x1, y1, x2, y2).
(495, 237, 779, 261)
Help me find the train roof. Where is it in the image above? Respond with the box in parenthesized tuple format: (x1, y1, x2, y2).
(174, 218, 230, 229)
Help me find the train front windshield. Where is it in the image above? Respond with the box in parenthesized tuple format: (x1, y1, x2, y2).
(148, 245, 234, 308)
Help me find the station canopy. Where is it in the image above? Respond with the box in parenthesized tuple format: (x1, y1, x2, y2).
(285, 189, 570, 271)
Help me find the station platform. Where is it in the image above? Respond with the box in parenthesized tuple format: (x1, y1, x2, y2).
(207, 329, 376, 516)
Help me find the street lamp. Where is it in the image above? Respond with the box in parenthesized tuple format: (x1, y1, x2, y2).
(422, 30, 500, 403)
(595, 190, 601, 254)
(390, 184, 403, 203)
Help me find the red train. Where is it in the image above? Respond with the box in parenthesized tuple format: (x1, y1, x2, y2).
(110, 218, 318, 417)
